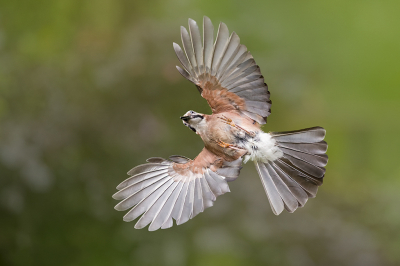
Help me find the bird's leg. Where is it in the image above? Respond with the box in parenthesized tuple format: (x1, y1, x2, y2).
(215, 139, 244, 151)
(219, 115, 256, 137)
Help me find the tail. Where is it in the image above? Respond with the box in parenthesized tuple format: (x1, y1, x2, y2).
(254, 127, 328, 215)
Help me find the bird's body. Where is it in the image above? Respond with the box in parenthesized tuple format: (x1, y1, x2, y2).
(186, 111, 280, 163)
(113, 17, 329, 231)
(198, 112, 256, 160)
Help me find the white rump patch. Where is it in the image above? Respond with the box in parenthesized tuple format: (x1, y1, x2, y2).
(243, 132, 283, 163)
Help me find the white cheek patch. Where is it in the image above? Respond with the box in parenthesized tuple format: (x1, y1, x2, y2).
(191, 119, 207, 134)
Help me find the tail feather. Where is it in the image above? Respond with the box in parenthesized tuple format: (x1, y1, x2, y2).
(279, 146, 328, 167)
(281, 154, 326, 178)
(255, 127, 328, 215)
(274, 158, 320, 195)
(254, 161, 284, 215)
(216, 158, 242, 182)
(270, 161, 308, 207)
(265, 163, 299, 213)
(277, 141, 327, 154)
(270, 126, 326, 143)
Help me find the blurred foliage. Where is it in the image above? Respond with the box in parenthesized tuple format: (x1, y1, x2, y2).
(1, 0, 400, 265)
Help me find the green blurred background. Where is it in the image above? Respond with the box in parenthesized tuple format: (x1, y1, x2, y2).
(1, 0, 399, 265)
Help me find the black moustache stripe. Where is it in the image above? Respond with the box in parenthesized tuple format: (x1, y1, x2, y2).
(191, 115, 204, 119)
(188, 125, 196, 133)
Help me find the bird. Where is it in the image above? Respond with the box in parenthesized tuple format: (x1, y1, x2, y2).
(113, 16, 328, 231)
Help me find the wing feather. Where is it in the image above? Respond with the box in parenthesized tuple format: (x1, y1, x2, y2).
(228, 77, 265, 92)
(113, 170, 168, 200)
(169, 155, 191, 164)
(211, 22, 230, 76)
(189, 18, 204, 74)
(176, 66, 196, 83)
(116, 168, 168, 191)
(174, 17, 270, 124)
(123, 179, 173, 222)
(148, 182, 184, 231)
(221, 60, 257, 88)
(116, 174, 169, 212)
(191, 178, 204, 218)
(134, 181, 178, 229)
(181, 26, 199, 77)
(216, 32, 241, 79)
(199, 176, 216, 208)
(203, 16, 214, 74)
(173, 43, 196, 78)
(113, 148, 242, 230)
(219, 46, 248, 83)
(171, 177, 190, 220)
(126, 163, 168, 178)
(204, 170, 223, 196)
(161, 216, 174, 229)
(208, 170, 230, 193)
(177, 179, 195, 225)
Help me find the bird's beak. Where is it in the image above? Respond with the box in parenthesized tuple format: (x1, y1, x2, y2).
(180, 116, 190, 121)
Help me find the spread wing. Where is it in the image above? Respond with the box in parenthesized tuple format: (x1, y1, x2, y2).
(173, 16, 271, 124)
(113, 148, 242, 231)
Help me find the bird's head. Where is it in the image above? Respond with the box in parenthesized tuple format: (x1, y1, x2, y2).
(180, 110, 205, 133)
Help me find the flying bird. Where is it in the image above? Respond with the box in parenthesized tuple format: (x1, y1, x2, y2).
(113, 17, 328, 231)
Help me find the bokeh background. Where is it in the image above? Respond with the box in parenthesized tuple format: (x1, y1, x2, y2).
(1, 0, 400, 265)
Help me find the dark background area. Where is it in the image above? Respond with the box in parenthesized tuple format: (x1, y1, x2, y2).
(1, 0, 400, 265)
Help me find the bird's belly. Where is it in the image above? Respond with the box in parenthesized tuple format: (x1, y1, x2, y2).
(200, 113, 261, 161)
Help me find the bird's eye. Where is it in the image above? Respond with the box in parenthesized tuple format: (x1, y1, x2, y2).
(190, 111, 194, 114)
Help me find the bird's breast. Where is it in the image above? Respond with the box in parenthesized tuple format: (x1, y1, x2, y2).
(199, 112, 261, 161)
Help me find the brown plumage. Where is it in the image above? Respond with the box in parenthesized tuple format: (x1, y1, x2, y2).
(113, 17, 328, 230)
(200, 77, 247, 114)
